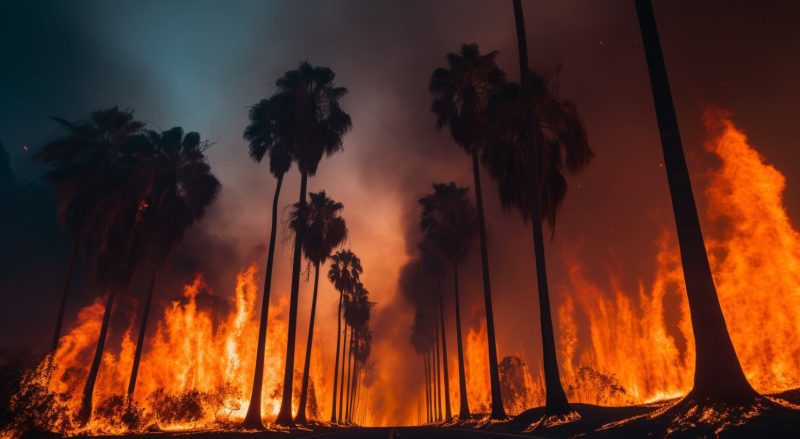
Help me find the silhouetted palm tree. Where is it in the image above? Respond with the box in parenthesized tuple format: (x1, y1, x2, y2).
(293, 192, 348, 424)
(429, 44, 507, 419)
(273, 62, 352, 427)
(635, 0, 756, 402)
(480, 0, 592, 418)
(343, 282, 371, 423)
(126, 127, 220, 403)
(34, 107, 145, 354)
(328, 250, 363, 423)
(242, 92, 295, 429)
(419, 182, 477, 420)
(35, 108, 150, 423)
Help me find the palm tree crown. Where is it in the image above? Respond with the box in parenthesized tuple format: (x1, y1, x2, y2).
(429, 44, 506, 153)
(484, 72, 593, 228)
(291, 191, 348, 266)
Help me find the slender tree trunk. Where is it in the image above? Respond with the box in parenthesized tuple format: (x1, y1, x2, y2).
(52, 239, 80, 353)
(349, 358, 359, 421)
(338, 322, 349, 422)
(510, 0, 573, 416)
(276, 172, 308, 427)
(331, 291, 343, 423)
(453, 262, 470, 419)
(244, 173, 284, 428)
(78, 289, 117, 424)
(434, 306, 442, 422)
(345, 325, 354, 424)
(634, 0, 755, 402)
(471, 150, 506, 419)
(424, 351, 431, 423)
(295, 262, 321, 424)
(437, 278, 452, 421)
(126, 263, 159, 402)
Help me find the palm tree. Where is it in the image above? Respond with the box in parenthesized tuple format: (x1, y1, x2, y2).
(242, 92, 295, 429)
(125, 127, 220, 403)
(35, 108, 149, 423)
(293, 191, 348, 424)
(274, 62, 352, 427)
(429, 44, 507, 419)
(328, 250, 363, 423)
(479, 0, 593, 418)
(34, 107, 145, 354)
(419, 182, 477, 420)
(343, 283, 371, 423)
(634, 0, 756, 402)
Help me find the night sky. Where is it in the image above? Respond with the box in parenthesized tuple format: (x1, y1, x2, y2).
(1, 0, 799, 425)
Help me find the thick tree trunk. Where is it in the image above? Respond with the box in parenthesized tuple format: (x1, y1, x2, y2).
(511, 0, 573, 416)
(434, 306, 442, 422)
(331, 291, 343, 423)
(52, 239, 80, 353)
(275, 172, 308, 427)
(338, 322, 349, 422)
(635, 0, 756, 402)
(78, 289, 117, 424)
(244, 173, 284, 428)
(471, 150, 507, 419)
(126, 263, 159, 402)
(295, 262, 321, 424)
(438, 279, 452, 421)
(453, 262, 470, 419)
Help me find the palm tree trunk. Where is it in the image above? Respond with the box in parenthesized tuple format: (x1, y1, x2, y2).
(453, 262, 470, 419)
(52, 239, 80, 352)
(634, 0, 755, 402)
(276, 172, 308, 427)
(471, 150, 506, 419)
(126, 263, 159, 402)
(244, 173, 284, 428)
(424, 351, 431, 423)
(295, 262, 321, 424)
(345, 324, 354, 423)
(349, 358, 359, 421)
(434, 306, 442, 422)
(78, 288, 117, 424)
(331, 291, 343, 423)
(510, 0, 573, 416)
(338, 322, 349, 422)
(437, 279, 452, 421)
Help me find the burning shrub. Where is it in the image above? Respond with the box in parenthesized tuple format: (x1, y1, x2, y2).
(148, 388, 206, 425)
(498, 356, 541, 415)
(566, 365, 630, 406)
(94, 395, 151, 432)
(4, 357, 72, 437)
(146, 382, 243, 428)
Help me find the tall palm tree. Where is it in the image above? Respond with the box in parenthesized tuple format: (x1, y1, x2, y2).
(429, 44, 507, 419)
(34, 107, 145, 354)
(274, 62, 352, 427)
(242, 93, 295, 429)
(343, 283, 371, 423)
(35, 108, 148, 423)
(293, 191, 348, 424)
(480, 0, 593, 418)
(125, 127, 220, 403)
(634, 0, 756, 402)
(328, 250, 363, 423)
(419, 182, 477, 420)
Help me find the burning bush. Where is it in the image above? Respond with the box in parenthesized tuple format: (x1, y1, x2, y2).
(4, 357, 73, 437)
(566, 365, 630, 406)
(498, 356, 541, 415)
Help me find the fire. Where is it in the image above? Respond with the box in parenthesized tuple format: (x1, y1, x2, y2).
(464, 318, 491, 414)
(40, 263, 330, 434)
(557, 109, 800, 405)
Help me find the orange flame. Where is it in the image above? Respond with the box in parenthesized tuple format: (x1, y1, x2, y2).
(45, 264, 331, 433)
(557, 109, 800, 405)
